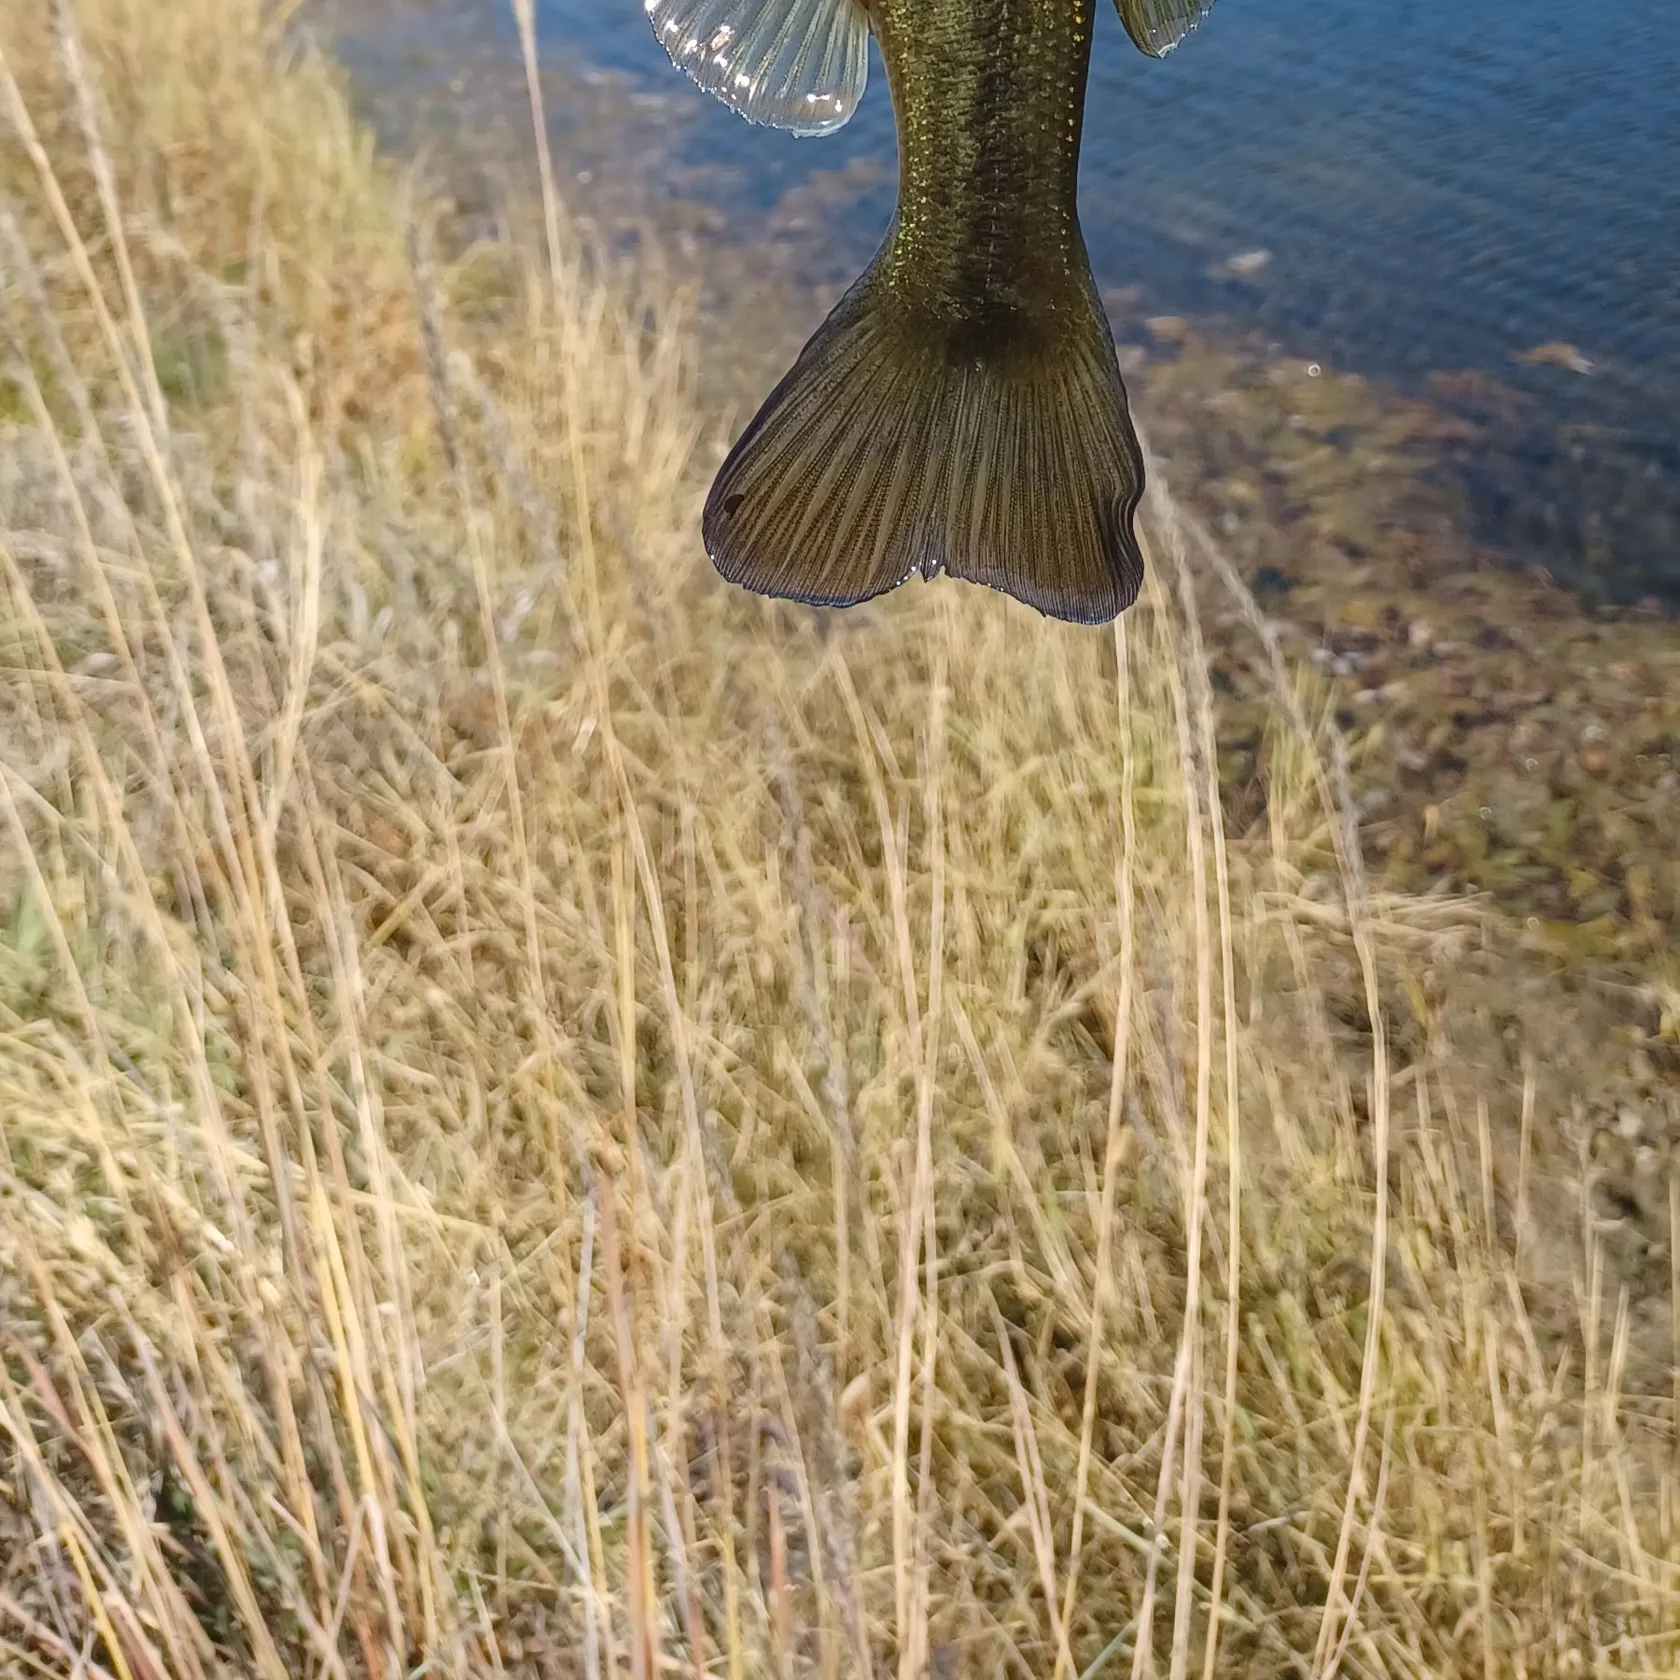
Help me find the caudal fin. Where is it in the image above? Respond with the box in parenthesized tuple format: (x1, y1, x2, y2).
(702, 271, 1146, 624)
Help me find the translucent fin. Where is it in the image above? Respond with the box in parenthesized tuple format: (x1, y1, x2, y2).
(1115, 0, 1220, 57)
(644, 0, 870, 136)
(703, 269, 1146, 625)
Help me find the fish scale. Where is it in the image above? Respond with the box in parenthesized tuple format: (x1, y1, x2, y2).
(878, 0, 1092, 362)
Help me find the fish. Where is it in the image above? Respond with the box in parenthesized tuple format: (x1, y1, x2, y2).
(646, 0, 1220, 624)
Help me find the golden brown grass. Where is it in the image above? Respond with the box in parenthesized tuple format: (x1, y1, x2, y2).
(1, 1, 1677, 1675)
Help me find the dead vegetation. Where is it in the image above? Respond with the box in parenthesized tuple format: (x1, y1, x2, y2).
(1, 1, 1677, 1675)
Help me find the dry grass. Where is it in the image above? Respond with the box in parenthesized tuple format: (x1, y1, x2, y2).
(1, 1, 1677, 1675)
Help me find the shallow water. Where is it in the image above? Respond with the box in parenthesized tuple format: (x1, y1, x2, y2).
(338, 0, 1680, 603)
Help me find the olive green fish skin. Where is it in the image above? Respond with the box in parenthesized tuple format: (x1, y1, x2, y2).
(870, 0, 1103, 368)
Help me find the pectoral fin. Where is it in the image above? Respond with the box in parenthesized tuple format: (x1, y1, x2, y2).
(1114, 0, 1219, 57)
(645, 0, 871, 136)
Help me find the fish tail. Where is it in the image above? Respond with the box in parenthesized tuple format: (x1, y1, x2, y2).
(702, 264, 1147, 624)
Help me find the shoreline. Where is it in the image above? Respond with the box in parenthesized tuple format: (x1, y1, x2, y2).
(1126, 312, 1680, 975)
(400, 113, 1680, 988)
(327, 16, 1680, 1067)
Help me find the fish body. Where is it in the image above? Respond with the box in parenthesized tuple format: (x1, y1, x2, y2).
(646, 0, 1219, 622)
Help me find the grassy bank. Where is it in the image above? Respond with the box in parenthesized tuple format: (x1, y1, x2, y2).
(2, 2, 1677, 1675)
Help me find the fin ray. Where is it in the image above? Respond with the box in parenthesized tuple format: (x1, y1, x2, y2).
(703, 270, 1146, 625)
(644, 0, 870, 135)
(1115, 0, 1219, 57)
